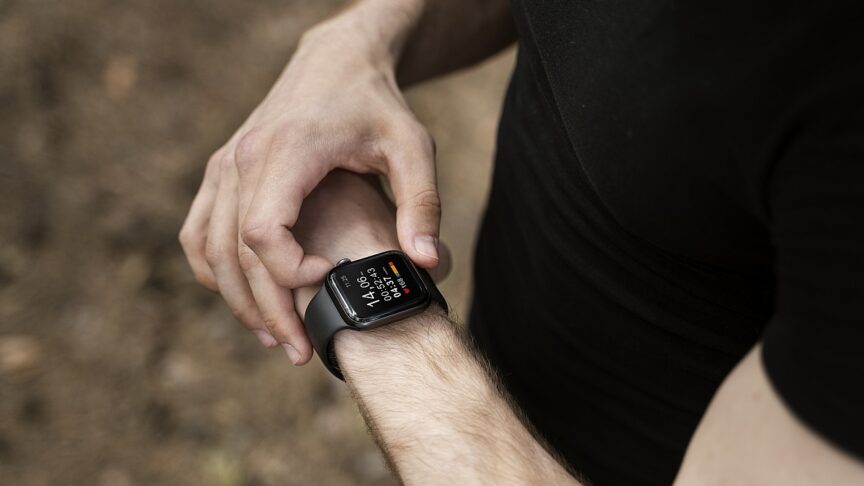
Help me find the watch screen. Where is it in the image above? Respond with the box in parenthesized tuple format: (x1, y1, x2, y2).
(328, 252, 428, 323)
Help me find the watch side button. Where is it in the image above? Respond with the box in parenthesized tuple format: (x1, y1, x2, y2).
(336, 258, 351, 267)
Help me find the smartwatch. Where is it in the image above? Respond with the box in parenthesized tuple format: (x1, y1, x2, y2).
(303, 250, 448, 380)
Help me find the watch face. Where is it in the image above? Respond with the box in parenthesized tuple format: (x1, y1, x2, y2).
(327, 251, 430, 326)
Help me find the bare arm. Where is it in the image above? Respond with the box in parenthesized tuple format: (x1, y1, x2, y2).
(334, 312, 576, 484)
(675, 345, 864, 485)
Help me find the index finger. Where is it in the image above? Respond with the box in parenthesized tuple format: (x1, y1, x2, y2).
(240, 147, 332, 288)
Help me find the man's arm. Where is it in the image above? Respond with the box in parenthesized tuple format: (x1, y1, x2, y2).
(334, 311, 577, 485)
(675, 345, 864, 485)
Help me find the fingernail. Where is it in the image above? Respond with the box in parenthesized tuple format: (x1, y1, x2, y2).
(414, 235, 439, 261)
(282, 343, 301, 364)
(254, 330, 277, 348)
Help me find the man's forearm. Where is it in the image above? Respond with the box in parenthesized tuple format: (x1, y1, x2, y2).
(333, 309, 577, 484)
(303, 0, 516, 86)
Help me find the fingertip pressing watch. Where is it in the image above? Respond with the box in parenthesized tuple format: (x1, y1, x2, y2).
(303, 250, 448, 380)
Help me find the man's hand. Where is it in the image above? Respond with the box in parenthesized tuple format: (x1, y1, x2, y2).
(291, 171, 402, 313)
(178, 1, 440, 363)
(288, 170, 455, 316)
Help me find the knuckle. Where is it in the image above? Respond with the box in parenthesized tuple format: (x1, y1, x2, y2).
(237, 244, 261, 272)
(260, 316, 283, 336)
(271, 267, 300, 289)
(204, 239, 229, 267)
(239, 221, 271, 248)
(234, 130, 264, 169)
(261, 318, 296, 346)
(228, 306, 257, 329)
(218, 152, 236, 173)
(271, 272, 295, 289)
(411, 188, 442, 212)
(178, 226, 195, 249)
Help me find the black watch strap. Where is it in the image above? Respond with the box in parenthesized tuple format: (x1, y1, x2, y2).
(423, 271, 448, 318)
(305, 287, 351, 379)
(304, 264, 448, 381)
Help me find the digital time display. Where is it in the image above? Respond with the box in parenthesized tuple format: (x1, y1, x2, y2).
(328, 251, 428, 324)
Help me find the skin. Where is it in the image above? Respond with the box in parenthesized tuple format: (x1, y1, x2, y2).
(178, 0, 515, 363)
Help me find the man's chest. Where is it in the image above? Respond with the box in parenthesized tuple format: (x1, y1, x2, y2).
(509, 0, 830, 273)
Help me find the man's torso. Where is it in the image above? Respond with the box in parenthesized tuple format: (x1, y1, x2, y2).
(470, 1, 864, 484)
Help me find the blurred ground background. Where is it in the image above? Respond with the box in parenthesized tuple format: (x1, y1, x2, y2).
(0, 0, 514, 484)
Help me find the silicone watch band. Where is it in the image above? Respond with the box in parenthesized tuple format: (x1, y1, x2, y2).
(304, 264, 447, 380)
(304, 287, 351, 379)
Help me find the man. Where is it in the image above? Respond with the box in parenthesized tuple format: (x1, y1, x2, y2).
(179, 1, 864, 484)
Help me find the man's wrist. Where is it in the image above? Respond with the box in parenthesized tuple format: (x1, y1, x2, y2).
(299, 0, 425, 71)
(333, 306, 459, 383)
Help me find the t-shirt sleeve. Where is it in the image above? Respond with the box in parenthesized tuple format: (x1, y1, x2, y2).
(761, 102, 864, 459)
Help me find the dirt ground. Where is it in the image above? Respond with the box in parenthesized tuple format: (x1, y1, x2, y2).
(0, 1, 514, 484)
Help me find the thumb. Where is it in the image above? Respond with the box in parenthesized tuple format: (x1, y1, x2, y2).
(387, 131, 441, 269)
(426, 240, 452, 283)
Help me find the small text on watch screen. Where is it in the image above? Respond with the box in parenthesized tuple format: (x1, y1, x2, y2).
(330, 253, 426, 321)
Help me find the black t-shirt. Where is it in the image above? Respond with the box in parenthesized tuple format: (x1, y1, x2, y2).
(469, 1, 864, 485)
